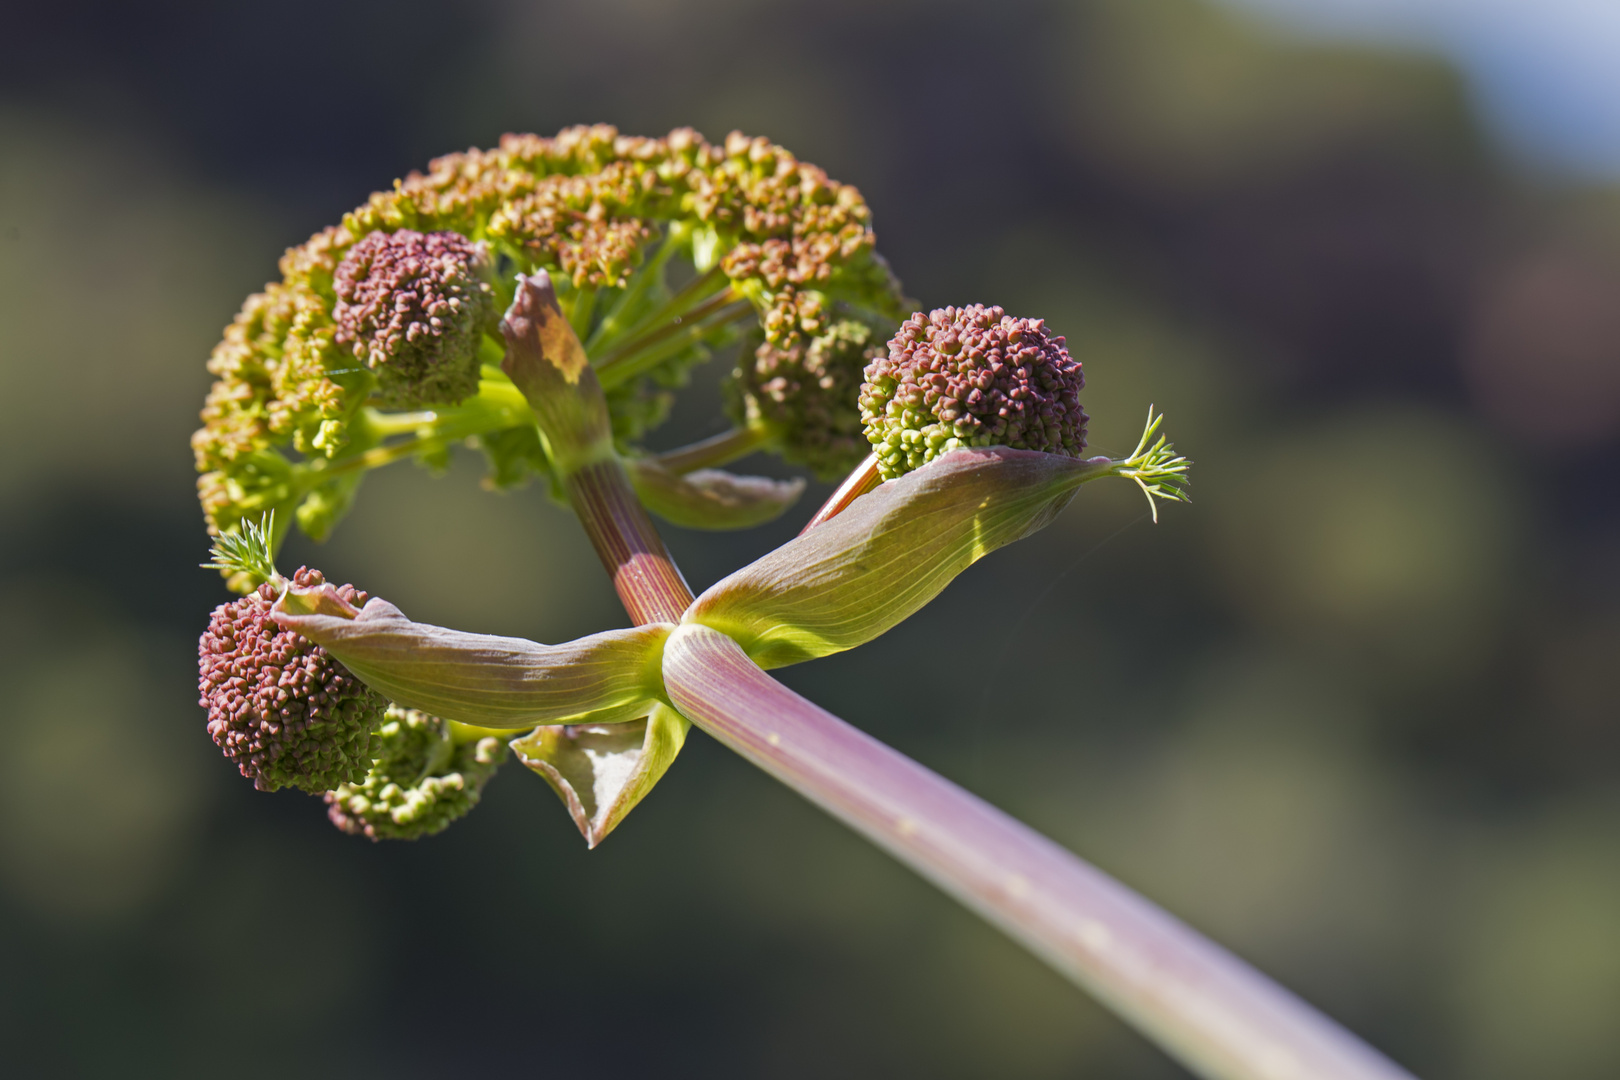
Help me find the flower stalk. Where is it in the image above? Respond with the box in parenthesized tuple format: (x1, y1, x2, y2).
(800, 451, 882, 533)
(521, 291, 1405, 1078)
(661, 624, 1413, 1080)
(653, 423, 774, 475)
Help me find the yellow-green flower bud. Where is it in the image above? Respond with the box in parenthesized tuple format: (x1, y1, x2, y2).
(728, 318, 887, 480)
(325, 706, 507, 841)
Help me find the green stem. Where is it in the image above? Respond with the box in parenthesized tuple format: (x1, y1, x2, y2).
(653, 422, 775, 475)
(303, 382, 536, 486)
(619, 263, 728, 341)
(567, 286, 598, 339)
(586, 223, 691, 353)
(591, 267, 731, 371)
(362, 409, 444, 438)
(595, 296, 754, 390)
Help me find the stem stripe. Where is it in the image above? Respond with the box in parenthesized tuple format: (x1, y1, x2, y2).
(563, 459, 693, 625)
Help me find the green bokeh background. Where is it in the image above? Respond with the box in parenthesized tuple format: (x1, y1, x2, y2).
(3, 1, 1618, 1077)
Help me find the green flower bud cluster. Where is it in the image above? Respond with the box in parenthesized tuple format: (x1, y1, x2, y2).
(332, 229, 495, 408)
(198, 567, 386, 793)
(194, 125, 909, 547)
(860, 305, 1088, 480)
(324, 705, 508, 841)
(728, 316, 888, 479)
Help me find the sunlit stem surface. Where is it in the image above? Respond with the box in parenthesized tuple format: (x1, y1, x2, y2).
(563, 460, 692, 625)
(660, 625, 1413, 1080)
(653, 423, 774, 475)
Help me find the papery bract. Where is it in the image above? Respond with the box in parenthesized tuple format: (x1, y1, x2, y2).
(511, 703, 690, 848)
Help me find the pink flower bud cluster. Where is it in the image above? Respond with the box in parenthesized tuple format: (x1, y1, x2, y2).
(198, 568, 386, 793)
(731, 318, 885, 479)
(859, 305, 1087, 480)
(333, 229, 494, 408)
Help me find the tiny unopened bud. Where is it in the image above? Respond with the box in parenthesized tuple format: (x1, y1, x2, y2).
(730, 318, 886, 480)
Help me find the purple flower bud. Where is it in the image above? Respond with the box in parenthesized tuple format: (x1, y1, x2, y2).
(860, 305, 1087, 480)
(333, 230, 495, 408)
(198, 568, 387, 793)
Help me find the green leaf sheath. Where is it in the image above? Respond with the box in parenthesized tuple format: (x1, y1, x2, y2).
(660, 623, 1415, 1080)
(683, 447, 1115, 668)
(625, 457, 805, 530)
(499, 271, 615, 474)
(272, 595, 673, 730)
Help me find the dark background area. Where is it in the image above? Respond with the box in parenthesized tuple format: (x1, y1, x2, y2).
(2, 1, 1617, 1077)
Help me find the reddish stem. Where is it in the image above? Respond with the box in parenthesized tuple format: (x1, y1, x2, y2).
(800, 453, 883, 534)
(564, 459, 693, 625)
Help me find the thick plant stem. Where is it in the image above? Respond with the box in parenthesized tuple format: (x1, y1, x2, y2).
(529, 261, 1406, 1078)
(661, 624, 1416, 1080)
(564, 459, 692, 625)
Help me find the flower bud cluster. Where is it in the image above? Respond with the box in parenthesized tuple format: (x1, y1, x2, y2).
(194, 125, 910, 541)
(332, 229, 494, 409)
(324, 706, 507, 841)
(860, 305, 1087, 480)
(729, 318, 886, 479)
(198, 568, 386, 792)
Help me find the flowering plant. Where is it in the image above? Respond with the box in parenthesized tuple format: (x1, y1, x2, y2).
(193, 126, 1409, 1080)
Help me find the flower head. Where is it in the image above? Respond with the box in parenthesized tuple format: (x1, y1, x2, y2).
(332, 229, 495, 408)
(324, 706, 507, 841)
(860, 305, 1087, 481)
(729, 317, 887, 479)
(192, 126, 910, 547)
(198, 567, 387, 792)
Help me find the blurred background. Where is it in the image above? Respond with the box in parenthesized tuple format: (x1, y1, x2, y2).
(2, 0, 1617, 1076)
